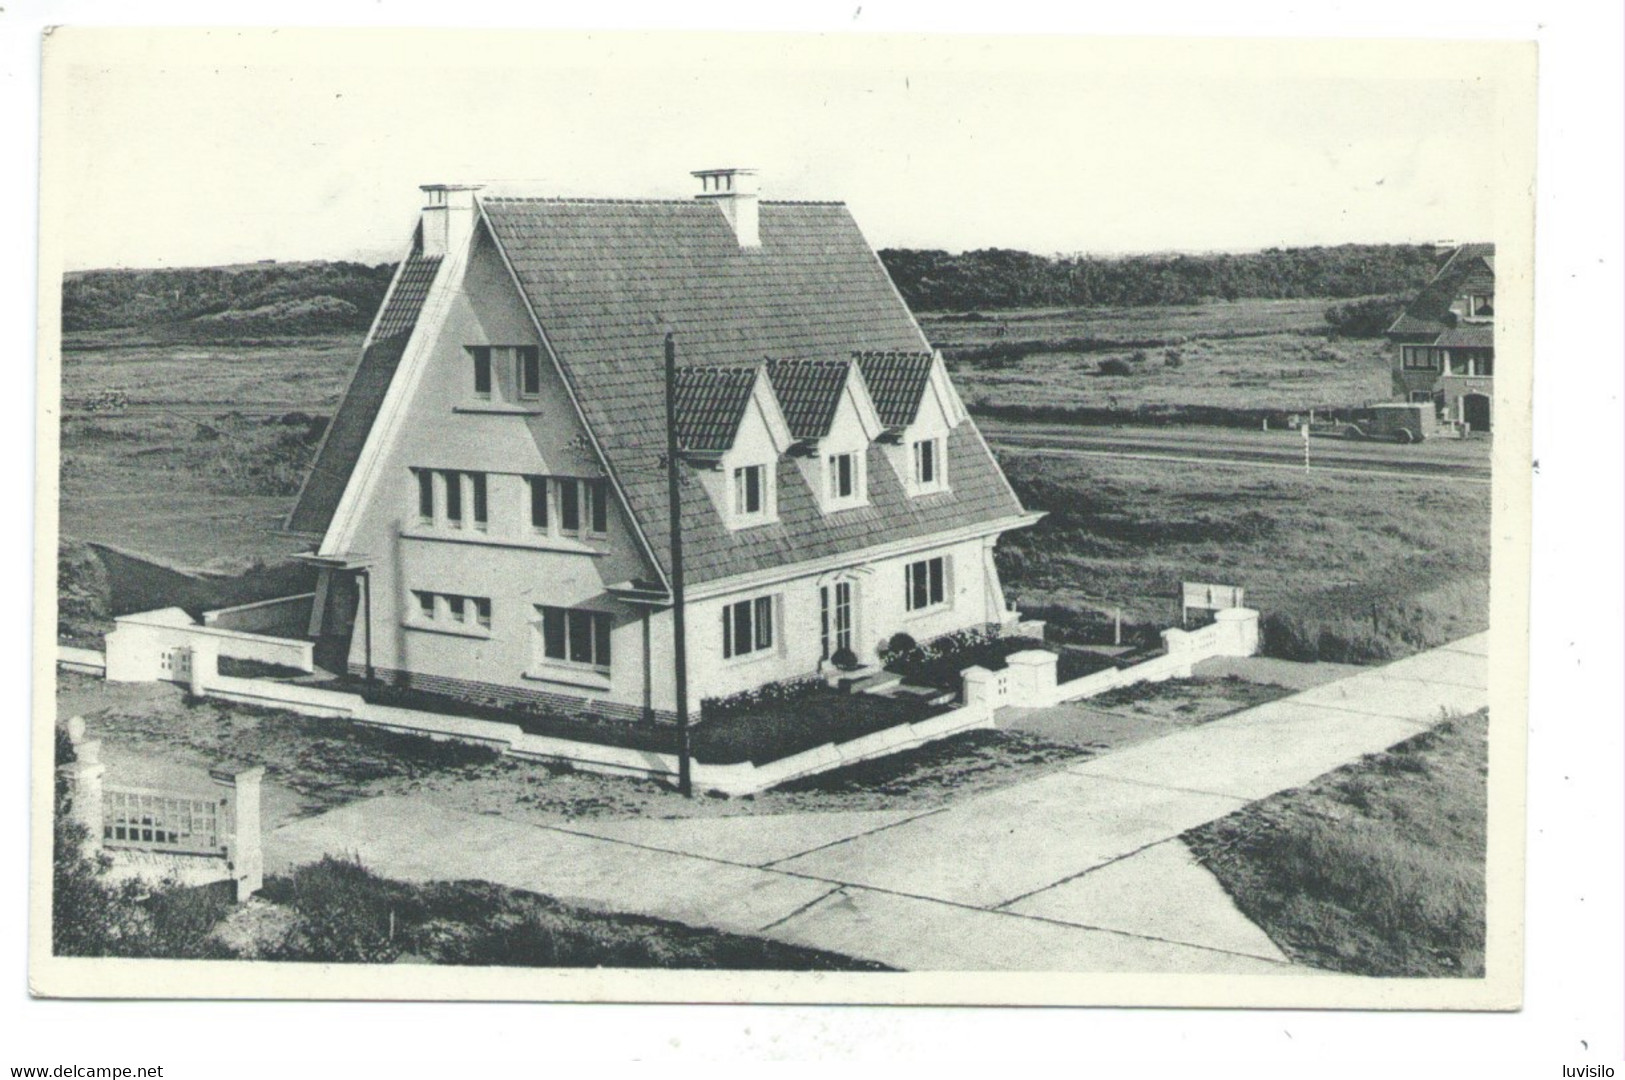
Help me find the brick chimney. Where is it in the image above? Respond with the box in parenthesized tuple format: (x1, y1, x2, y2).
(692, 168, 760, 248)
(419, 184, 483, 257)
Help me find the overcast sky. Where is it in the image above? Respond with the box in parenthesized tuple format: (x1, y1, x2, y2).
(44, 29, 1520, 270)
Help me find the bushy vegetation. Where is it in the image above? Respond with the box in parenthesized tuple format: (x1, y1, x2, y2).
(1323, 293, 1410, 338)
(880, 244, 1441, 312)
(1185, 712, 1487, 977)
(63, 261, 395, 337)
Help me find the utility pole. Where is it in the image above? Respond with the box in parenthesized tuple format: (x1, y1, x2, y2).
(664, 333, 693, 798)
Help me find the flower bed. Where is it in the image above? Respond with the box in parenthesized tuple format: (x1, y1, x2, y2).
(696, 680, 948, 766)
(881, 629, 1114, 689)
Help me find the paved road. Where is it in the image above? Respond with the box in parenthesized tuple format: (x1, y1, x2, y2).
(981, 419, 1494, 482)
(268, 635, 1488, 973)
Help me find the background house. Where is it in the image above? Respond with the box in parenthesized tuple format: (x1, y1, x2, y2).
(1386, 242, 1496, 433)
(285, 170, 1040, 723)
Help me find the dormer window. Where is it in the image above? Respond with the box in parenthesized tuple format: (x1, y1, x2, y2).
(826, 451, 865, 509)
(911, 437, 946, 493)
(1468, 294, 1494, 318)
(733, 464, 770, 521)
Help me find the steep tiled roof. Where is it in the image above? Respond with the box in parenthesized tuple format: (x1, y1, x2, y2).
(854, 350, 934, 430)
(1434, 324, 1493, 348)
(673, 365, 757, 453)
(1387, 242, 1496, 338)
(288, 252, 442, 535)
(479, 197, 1027, 585)
(765, 359, 849, 440)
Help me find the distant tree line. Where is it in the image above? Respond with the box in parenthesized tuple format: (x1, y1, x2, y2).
(62, 261, 396, 333)
(877, 244, 1443, 312)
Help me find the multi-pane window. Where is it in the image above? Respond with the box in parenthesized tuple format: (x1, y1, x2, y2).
(1402, 346, 1438, 370)
(722, 596, 775, 659)
(466, 344, 542, 402)
(733, 464, 766, 517)
(536, 606, 612, 672)
(412, 590, 491, 631)
(905, 556, 947, 612)
(524, 476, 609, 538)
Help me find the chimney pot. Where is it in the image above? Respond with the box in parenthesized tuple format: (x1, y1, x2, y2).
(692, 168, 760, 249)
(419, 183, 483, 257)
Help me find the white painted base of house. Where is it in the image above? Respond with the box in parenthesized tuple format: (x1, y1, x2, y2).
(64, 608, 1261, 798)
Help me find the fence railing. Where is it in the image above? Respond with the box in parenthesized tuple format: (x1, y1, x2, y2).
(102, 785, 225, 857)
(58, 718, 263, 901)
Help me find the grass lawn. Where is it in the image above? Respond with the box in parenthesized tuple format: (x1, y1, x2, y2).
(234, 856, 887, 969)
(919, 299, 1392, 419)
(61, 672, 1090, 822)
(996, 448, 1491, 663)
(60, 331, 354, 570)
(57, 845, 886, 970)
(1183, 710, 1488, 977)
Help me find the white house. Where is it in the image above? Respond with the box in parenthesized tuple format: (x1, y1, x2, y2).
(285, 169, 1042, 723)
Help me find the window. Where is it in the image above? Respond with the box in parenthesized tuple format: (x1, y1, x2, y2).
(528, 476, 548, 531)
(470, 472, 488, 530)
(722, 595, 775, 659)
(734, 464, 765, 516)
(469, 347, 492, 397)
(905, 556, 947, 612)
(416, 469, 434, 522)
(830, 453, 855, 499)
(523, 476, 610, 539)
(517, 347, 541, 398)
(442, 471, 463, 526)
(1402, 346, 1438, 370)
(1468, 294, 1494, 318)
(536, 606, 612, 671)
(411, 591, 491, 633)
(912, 437, 944, 491)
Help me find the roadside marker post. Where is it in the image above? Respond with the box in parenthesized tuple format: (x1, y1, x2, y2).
(1303, 420, 1311, 473)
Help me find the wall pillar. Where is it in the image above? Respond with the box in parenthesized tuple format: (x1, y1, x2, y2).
(1213, 607, 1260, 657)
(213, 766, 264, 902)
(58, 717, 106, 856)
(960, 665, 1000, 714)
(1004, 649, 1059, 707)
(188, 637, 218, 698)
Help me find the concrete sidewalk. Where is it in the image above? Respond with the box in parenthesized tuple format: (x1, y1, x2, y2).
(267, 634, 1487, 972)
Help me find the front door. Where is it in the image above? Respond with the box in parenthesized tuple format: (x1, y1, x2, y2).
(1462, 392, 1491, 433)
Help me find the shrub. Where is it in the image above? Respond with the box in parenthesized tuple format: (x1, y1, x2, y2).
(884, 626, 923, 652)
(1164, 348, 1184, 368)
(1323, 293, 1410, 338)
(830, 646, 860, 671)
(1097, 357, 1134, 377)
